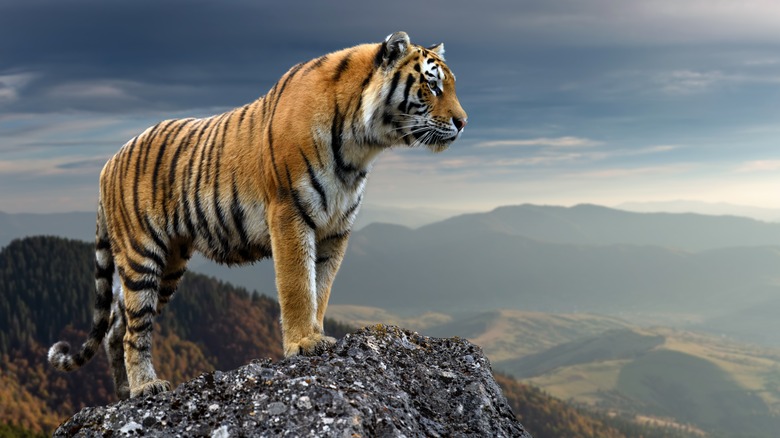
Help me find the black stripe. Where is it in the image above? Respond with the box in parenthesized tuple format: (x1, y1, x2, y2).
(330, 103, 359, 184)
(163, 268, 186, 282)
(95, 260, 115, 280)
(190, 119, 219, 248)
(89, 320, 108, 345)
(175, 119, 214, 237)
(130, 132, 148, 230)
(267, 63, 304, 184)
(352, 68, 378, 144)
(230, 175, 249, 243)
(181, 190, 197, 238)
(122, 136, 140, 179)
(151, 119, 192, 205)
(124, 339, 147, 352)
(180, 243, 192, 260)
(316, 256, 331, 264)
(237, 104, 250, 129)
(139, 121, 167, 173)
(129, 240, 165, 271)
(168, 118, 207, 188)
(373, 43, 385, 67)
(333, 51, 353, 82)
(122, 275, 158, 293)
(286, 165, 317, 230)
(211, 114, 233, 253)
(398, 73, 415, 112)
(304, 55, 329, 75)
(127, 320, 153, 335)
(343, 195, 362, 220)
(199, 114, 224, 186)
(127, 257, 159, 277)
(385, 71, 401, 105)
(95, 288, 113, 310)
(126, 305, 156, 320)
(301, 149, 328, 211)
(96, 238, 111, 250)
(159, 286, 176, 298)
(143, 216, 169, 256)
(320, 231, 350, 244)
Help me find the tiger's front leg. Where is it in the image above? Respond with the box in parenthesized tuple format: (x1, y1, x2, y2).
(269, 202, 335, 357)
(314, 232, 350, 334)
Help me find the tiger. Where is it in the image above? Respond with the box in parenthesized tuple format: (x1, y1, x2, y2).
(48, 31, 467, 399)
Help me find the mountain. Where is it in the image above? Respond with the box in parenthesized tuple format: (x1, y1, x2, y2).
(618, 200, 780, 223)
(329, 221, 780, 315)
(1, 236, 666, 437)
(351, 203, 465, 230)
(418, 204, 780, 251)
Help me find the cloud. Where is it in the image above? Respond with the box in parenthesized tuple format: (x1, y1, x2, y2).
(0, 72, 37, 104)
(735, 160, 780, 173)
(476, 136, 602, 148)
(0, 156, 108, 176)
(566, 164, 695, 179)
(47, 81, 135, 100)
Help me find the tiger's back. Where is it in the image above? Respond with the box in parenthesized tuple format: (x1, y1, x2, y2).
(49, 31, 467, 400)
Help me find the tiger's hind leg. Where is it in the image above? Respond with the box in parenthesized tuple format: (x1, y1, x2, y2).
(104, 284, 130, 399)
(117, 246, 171, 398)
(157, 241, 192, 312)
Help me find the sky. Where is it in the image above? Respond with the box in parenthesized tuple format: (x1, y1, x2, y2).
(1, 0, 780, 214)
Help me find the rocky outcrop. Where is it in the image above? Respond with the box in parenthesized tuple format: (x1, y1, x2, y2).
(55, 325, 530, 437)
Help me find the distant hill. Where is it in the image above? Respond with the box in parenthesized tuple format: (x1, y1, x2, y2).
(418, 204, 780, 251)
(328, 221, 780, 316)
(618, 200, 780, 223)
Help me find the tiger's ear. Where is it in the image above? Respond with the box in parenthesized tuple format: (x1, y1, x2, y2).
(381, 31, 410, 68)
(427, 43, 445, 60)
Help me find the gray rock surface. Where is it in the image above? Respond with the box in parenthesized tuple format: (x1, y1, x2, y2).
(55, 325, 531, 437)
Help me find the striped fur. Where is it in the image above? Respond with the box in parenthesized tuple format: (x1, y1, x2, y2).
(48, 31, 467, 399)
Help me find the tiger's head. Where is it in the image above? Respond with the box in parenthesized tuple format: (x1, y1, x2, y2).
(375, 32, 468, 153)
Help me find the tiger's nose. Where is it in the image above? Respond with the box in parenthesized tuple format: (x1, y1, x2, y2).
(452, 117, 467, 132)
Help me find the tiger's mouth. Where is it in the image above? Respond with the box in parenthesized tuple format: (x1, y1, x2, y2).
(413, 127, 460, 153)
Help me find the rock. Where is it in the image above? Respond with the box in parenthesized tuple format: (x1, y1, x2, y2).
(55, 325, 531, 437)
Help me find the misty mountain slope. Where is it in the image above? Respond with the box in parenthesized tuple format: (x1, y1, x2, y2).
(419, 204, 780, 251)
(332, 226, 780, 315)
(697, 297, 780, 347)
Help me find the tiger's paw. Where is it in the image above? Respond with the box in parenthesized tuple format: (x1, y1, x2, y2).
(285, 333, 337, 357)
(116, 384, 131, 400)
(130, 379, 171, 398)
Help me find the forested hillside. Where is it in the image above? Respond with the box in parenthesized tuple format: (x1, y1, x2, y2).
(1, 236, 693, 437)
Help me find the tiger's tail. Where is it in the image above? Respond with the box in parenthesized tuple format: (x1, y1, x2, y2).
(48, 202, 115, 371)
